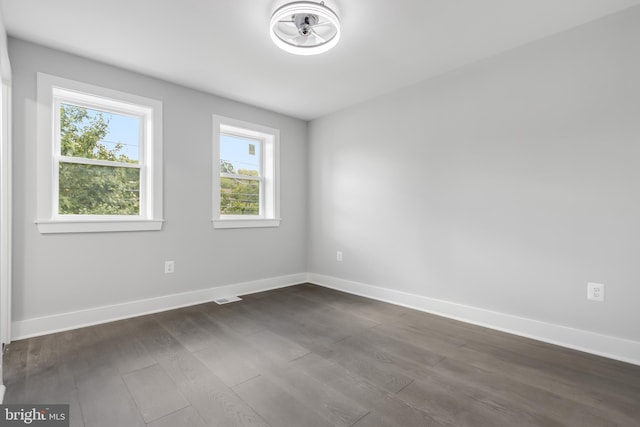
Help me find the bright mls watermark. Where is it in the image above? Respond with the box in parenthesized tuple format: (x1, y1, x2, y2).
(0, 405, 69, 426)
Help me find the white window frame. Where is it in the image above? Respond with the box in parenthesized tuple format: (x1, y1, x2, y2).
(212, 115, 280, 229)
(36, 73, 163, 233)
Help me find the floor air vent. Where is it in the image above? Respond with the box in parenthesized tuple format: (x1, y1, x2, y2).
(213, 296, 242, 305)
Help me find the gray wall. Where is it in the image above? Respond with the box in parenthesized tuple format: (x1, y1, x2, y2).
(10, 38, 308, 323)
(308, 7, 640, 341)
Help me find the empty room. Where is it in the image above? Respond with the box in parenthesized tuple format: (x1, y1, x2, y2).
(0, 1, 639, 426)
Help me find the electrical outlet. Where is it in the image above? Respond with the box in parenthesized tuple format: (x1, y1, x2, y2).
(165, 260, 175, 274)
(336, 251, 343, 262)
(587, 282, 604, 302)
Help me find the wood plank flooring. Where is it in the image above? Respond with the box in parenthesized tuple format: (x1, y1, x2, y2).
(3, 284, 640, 426)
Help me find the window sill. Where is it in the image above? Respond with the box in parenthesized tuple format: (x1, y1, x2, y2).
(212, 218, 281, 229)
(36, 219, 164, 234)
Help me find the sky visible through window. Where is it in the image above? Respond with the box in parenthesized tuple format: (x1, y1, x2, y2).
(220, 133, 261, 175)
(83, 107, 140, 161)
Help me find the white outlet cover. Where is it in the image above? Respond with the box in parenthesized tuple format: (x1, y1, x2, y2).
(587, 282, 605, 302)
(164, 261, 175, 273)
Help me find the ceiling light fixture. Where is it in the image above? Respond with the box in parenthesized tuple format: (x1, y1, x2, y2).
(270, 1, 341, 56)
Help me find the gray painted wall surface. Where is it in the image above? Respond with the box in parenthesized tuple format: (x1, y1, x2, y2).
(308, 8, 640, 341)
(10, 38, 308, 322)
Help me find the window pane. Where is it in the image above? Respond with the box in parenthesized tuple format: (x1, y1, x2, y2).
(59, 163, 140, 215)
(220, 177, 259, 215)
(60, 103, 140, 164)
(220, 133, 261, 177)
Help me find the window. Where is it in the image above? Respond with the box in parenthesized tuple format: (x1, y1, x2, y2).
(36, 73, 163, 233)
(212, 115, 280, 228)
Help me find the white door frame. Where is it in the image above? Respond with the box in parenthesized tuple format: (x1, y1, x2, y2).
(0, 77, 9, 403)
(1, 78, 10, 347)
(0, 15, 12, 402)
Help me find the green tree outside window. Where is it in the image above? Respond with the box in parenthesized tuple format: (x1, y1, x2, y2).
(58, 104, 140, 215)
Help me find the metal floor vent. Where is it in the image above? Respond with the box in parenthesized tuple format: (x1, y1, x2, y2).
(213, 296, 242, 305)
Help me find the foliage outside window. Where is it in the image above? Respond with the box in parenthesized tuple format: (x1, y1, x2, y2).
(220, 133, 262, 215)
(36, 73, 163, 233)
(213, 116, 280, 229)
(58, 104, 141, 215)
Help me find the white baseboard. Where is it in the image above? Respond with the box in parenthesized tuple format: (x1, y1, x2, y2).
(11, 273, 307, 340)
(10, 272, 640, 366)
(307, 273, 640, 366)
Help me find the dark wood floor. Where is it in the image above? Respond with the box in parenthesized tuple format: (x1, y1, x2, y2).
(3, 284, 640, 426)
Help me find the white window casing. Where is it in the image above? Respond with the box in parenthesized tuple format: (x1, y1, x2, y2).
(212, 115, 280, 229)
(36, 73, 164, 233)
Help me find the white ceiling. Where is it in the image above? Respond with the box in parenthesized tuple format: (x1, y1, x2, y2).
(2, 0, 639, 120)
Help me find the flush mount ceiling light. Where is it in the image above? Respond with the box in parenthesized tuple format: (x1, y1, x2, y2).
(270, 1, 341, 55)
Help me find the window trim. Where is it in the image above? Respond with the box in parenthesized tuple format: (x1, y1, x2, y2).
(212, 115, 280, 229)
(36, 73, 164, 233)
